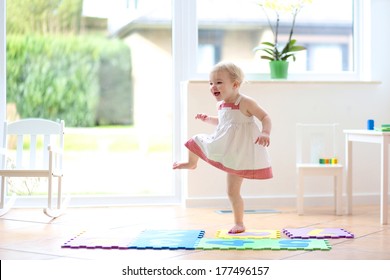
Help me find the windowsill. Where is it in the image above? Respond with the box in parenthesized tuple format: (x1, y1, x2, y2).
(246, 80, 381, 84)
(188, 72, 382, 85)
(187, 79, 382, 85)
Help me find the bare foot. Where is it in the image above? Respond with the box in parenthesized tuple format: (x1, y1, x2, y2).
(228, 224, 246, 234)
(172, 161, 197, 170)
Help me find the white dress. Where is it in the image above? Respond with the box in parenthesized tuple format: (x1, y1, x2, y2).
(185, 96, 273, 179)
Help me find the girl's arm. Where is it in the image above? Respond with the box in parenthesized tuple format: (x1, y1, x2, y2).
(195, 113, 219, 126)
(241, 96, 272, 147)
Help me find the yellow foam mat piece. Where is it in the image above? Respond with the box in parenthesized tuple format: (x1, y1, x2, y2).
(216, 229, 281, 239)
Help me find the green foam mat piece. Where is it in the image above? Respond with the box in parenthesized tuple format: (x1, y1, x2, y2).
(196, 238, 331, 251)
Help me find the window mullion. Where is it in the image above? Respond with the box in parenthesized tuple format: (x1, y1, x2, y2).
(172, 0, 197, 202)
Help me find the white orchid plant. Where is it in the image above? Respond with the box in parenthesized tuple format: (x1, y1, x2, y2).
(254, 0, 312, 61)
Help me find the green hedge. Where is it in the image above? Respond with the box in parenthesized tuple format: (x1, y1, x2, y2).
(97, 38, 133, 125)
(6, 35, 133, 127)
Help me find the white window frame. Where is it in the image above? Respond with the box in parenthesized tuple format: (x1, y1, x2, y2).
(0, 0, 5, 144)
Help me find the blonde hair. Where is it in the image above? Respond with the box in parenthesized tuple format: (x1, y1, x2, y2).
(210, 62, 245, 85)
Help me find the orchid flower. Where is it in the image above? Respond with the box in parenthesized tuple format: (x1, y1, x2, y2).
(254, 0, 312, 61)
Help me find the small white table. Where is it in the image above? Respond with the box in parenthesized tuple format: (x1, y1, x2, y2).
(344, 129, 390, 225)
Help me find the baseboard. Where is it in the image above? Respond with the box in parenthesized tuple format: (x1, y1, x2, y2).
(185, 193, 382, 208)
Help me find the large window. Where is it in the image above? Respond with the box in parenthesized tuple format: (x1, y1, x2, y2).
(75, 0, 175, 203)
(6, 0, 176, 206)
(2, 0, 368, 207)
(196, 0, 354, 77)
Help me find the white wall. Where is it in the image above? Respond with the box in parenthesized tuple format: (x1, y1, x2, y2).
(182, 0, 390, 210)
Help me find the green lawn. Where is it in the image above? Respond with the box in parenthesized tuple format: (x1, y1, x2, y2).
(8, 126, 173, 196)
(16, 126, 171, 153)
(64, 126, 171, 152)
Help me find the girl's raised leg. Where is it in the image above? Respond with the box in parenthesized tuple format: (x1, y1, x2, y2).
(172, 150, 199, 169)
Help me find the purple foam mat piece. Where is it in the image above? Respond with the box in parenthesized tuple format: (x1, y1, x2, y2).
(61, 229, 138, 249)
(283, 228, 354, 239)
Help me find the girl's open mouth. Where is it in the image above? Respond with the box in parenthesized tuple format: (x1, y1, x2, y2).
(213, 91, 221, 97)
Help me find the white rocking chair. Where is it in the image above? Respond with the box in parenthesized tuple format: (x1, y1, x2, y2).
(0, 118, 69, 217)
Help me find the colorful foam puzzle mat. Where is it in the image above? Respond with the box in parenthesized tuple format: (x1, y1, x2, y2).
(283, 228, 354, 239)
(196, 238, 331, 251)
(216, 229, 280, 239)
(61, 228, 347, 251)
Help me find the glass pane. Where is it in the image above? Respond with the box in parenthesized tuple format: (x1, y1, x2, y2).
(6, 0, 174, 199)
(69, 0, 174, 198)
(196, 0, 353, 74)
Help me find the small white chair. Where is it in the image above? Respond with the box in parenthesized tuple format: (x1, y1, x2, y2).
(296, 123, 343, 215)
(0, 118, 68, 217)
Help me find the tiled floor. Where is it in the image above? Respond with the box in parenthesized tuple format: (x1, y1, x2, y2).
(0, 204, 389, 260)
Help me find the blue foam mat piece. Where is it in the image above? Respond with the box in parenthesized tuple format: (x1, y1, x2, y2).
(129, 229, 205, 250)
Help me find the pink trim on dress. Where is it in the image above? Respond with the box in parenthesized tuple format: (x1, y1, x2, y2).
(218, 103, 240, 110)
(185, 139, 273, 180)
